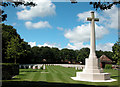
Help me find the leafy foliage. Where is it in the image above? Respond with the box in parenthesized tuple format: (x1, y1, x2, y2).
(70, 1, 120, 10)
(2, 24, 31, 64)
(2, 63, 19, 80)
(76, 48, 90, 64)
(105, 64, 112, 69)
(6, 37, 22, 64)
(112, 41, 120, 64)
(60, 48, 76, 63)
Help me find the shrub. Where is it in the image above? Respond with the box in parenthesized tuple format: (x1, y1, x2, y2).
(2, 63, 19, 80)
(105, 64, 112, 69)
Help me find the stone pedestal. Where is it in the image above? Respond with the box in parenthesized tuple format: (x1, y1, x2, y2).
(71, 56, 114, 82)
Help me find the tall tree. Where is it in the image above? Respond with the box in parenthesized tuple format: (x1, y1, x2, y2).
(31, 46, 42, 63)
(60, 48, 76, 62)
(112, 41, 120, 64)
(96, 50, 104, 58)
(51, 47, 60, 62)
(77, 48, 90, 64)
(2, 24, 31, 63)
(18, 41, 31, 64)
(2, 24, 21, 62)
(40, 46, 54, 62)
(5, 36, 23, 64)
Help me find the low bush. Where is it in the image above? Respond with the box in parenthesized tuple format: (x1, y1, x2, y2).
(2, 63, 19, 80)
(105, 64, 112, 69)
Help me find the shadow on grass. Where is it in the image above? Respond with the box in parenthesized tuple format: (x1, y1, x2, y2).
(19, 74, 25, 76)
(2, 81, 118, 87)
(111, 75, 119, 78)
(11, 78, 21, 80)
(20, 71, 41, 72)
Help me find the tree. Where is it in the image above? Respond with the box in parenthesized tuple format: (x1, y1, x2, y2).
(103, 51, 113, 61)
(31, 46, 42, 63)
(60, 48, 76, 63)
(112, 41, 120, 64)
(40, 46, 54, 63)
(2, 24, 31, 64)
(89, 1, 120, 10)
(2, 24, 22, 63)
(96, 50, 104, 58)
(70, 0, 120, 10)
(18, 41, 31, 64)
(77, 48, 90, 64)
(51, 47, 60, 62)
(5, 36, 23, 64)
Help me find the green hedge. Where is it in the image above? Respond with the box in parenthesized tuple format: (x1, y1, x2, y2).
(105, 64, 112, 69)
(1, 63, 19, 80)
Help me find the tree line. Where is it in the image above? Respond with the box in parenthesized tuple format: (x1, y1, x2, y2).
(2, 24, 120, 64)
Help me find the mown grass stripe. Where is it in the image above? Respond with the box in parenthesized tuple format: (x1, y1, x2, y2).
(31, 70, 41, 81)
(46, 66, 63, 82)
(38, 70, 47, 81)
(46, 66, 54, 82)
(48, 66, 75, 83)
(50, 66, 75, 76)
(48, 66, 58, 73)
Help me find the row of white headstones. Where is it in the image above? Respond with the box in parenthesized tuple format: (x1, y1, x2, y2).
(19, 64, 85, 70)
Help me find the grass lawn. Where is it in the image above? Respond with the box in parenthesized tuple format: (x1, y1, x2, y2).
(2, 66, 119, 87)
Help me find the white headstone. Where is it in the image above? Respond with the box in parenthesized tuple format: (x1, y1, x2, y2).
(75, 67, 78, 70)
(43, 64, 45, 70)
(33, 66, 36, 69)
(38, 65, 41, 69)
(19, 65, 21, 69)
(29, 65, 31, 69)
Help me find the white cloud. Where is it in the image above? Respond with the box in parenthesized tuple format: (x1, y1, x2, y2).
(17, 0, 56, 20)
(103, 5, 119, 29)
(77, 11, 91, 22)
(25, 21, 52, 29)
(64, 23, 108, 43)
(67, 42, 90, 50)
(28, 42, 61, 49)
(96, 43, 114, 51)
(38, 42, 61, 49)
(28, 42, 36, 47)
(17, 5, 26, 10)
(77, 6, 119, 29)
(66, 42, 113, 51)
(57, 27, 64, 31)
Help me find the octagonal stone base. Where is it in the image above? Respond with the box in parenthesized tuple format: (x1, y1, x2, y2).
(71, 72, 116, 82)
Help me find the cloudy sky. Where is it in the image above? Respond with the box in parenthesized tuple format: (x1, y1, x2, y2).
(4, 0, 119, 51)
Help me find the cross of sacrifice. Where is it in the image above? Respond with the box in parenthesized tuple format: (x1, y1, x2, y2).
(87, 11, 99, 58)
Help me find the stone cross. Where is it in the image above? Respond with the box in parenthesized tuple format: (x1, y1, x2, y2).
(71, 11, 113, 82)
(87, 11, 99, 58)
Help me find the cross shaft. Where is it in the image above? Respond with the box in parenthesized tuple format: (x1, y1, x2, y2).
(87, 11, 99, 58)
